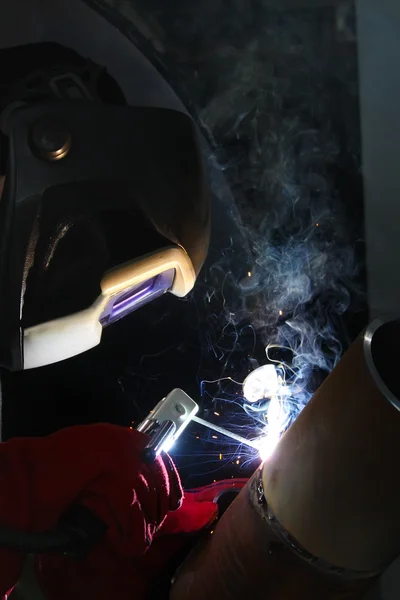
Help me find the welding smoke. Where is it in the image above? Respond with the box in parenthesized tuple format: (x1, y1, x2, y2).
(124, 2, 364, 442)
(195, 5, 363, 423)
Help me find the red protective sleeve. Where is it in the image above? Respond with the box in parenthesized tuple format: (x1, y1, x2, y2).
(0, 424, 220, 600)
(0, 424, 180, 595)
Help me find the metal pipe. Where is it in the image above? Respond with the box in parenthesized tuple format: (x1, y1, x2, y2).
(263, 317, 400, 572)
(170, 318, 400, 599)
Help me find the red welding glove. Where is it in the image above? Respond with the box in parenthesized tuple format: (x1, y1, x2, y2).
(0, 424, 222, 599)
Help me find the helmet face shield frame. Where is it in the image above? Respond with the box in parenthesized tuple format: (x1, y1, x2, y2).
(23, 246, 195, 369)
(0, 101, 209, 370)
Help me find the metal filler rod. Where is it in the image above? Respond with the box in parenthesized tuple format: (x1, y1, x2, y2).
(192, 415, 259, 450)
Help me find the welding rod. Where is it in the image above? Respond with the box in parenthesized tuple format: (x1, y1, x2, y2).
(192, 415, 259, 450)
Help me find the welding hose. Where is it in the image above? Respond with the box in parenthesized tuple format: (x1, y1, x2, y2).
(170, 317, 400, 599)
(0, 504, 107, 556)
(0, 525, 71, 554)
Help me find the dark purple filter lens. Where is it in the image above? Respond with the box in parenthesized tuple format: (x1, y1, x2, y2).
(100, 269, 175, 326)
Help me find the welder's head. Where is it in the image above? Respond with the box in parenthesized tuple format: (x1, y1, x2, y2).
(0, 43, 210, 370)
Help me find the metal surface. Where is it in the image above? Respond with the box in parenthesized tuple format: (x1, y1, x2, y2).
(171, 469, 372, 600)
(261, 331, 400, 573)
(364, 318, 400, 412)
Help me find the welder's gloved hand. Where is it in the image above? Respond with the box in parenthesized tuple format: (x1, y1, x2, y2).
(0, 424, 218, 600)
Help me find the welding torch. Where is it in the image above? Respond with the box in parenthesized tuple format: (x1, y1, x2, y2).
(137, 388, 259, 461)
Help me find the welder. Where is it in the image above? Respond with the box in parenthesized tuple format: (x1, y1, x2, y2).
(0, 11, 247, 599)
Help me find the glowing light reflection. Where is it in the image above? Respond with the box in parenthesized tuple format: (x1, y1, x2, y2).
(242, 364, 279, 403)
(255, 394, 290, 460)
(243, 364, 292, 460)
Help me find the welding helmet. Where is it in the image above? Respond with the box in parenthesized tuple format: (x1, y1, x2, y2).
(0, 0, 210, 371)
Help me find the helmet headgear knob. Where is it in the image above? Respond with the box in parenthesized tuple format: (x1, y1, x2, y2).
(30, 116, 71, 161)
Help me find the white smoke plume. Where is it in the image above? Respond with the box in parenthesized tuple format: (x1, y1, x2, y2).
(188, 5, 364, 431)
(101, 0, 365, 456)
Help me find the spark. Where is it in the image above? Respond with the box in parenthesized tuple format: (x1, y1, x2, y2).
(248, 271, 252, 277)
(212, 435, 218, 439)
(279, 310, 283, 316)
(214, 411, 220, 416)
(219, 453, 223, 460)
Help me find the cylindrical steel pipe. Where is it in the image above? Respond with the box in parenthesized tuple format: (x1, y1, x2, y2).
(171, 318, 400, 599)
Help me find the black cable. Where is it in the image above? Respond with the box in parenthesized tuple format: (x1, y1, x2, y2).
(0, 524, 71, 554)
(0, 505, 108, 557)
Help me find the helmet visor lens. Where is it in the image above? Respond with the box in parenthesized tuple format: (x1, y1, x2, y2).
(100, 268, 175, 327)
